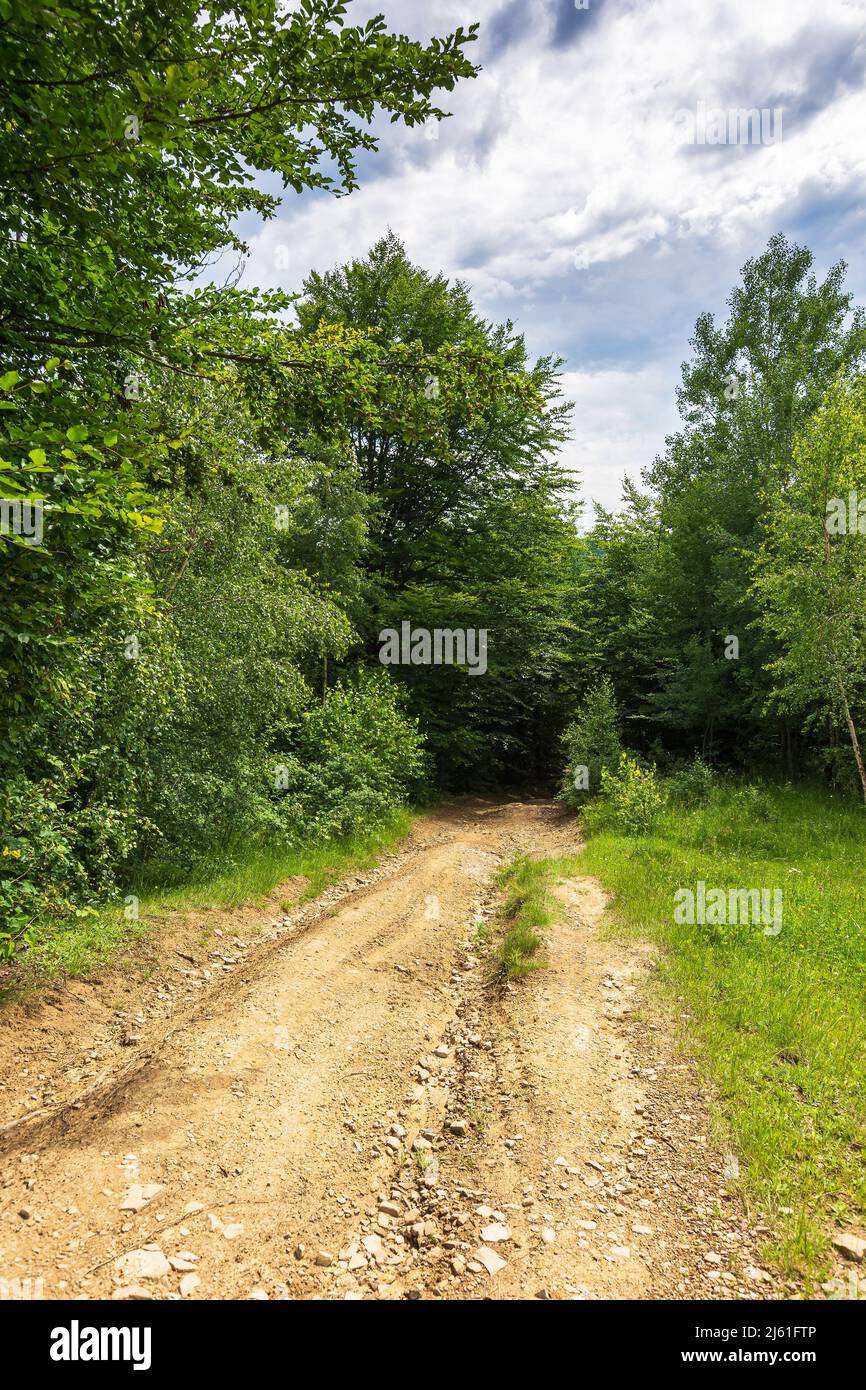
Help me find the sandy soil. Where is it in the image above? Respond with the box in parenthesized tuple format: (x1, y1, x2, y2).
(0, 800, 808, 1299)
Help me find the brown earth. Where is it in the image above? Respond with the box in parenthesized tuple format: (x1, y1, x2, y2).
(0, 799, 813, 1299)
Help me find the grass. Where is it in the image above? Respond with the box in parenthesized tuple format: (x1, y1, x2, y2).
(577, 778, 866, 1281)
(489, 854, 555, 981)
(6, 808, 415, 992)
(470, 916, 492, 946)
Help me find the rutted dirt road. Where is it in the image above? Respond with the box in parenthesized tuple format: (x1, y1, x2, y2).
(0, 799, 796, 1300)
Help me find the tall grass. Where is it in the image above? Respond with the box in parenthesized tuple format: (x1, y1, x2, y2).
(578, 780, 866, 1279)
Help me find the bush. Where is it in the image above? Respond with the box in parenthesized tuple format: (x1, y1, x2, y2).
(601, 752, 664, 835)
(738, 782, 773, 822)
(667, 755, 716, 808)
(559, 677, 622, 809)
(0, 770, 138, 959)
(275, 671, 426, 843)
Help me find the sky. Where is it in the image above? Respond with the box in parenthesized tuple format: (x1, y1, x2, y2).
(240, 0, 866, 518)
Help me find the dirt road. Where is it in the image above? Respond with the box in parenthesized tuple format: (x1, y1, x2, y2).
(0, 799, 792, 1300)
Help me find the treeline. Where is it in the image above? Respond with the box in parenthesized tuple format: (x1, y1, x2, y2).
(0, 3, 582, 956)
(579, 235, 866, 801)
(2, 4, 865, 961)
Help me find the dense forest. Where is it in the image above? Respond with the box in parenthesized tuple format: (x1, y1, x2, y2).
(2, 1, 866, 964)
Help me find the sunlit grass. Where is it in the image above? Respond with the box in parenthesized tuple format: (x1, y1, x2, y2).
(7, 808, 415, 991)
(130, 808, 415, 911)
(490, 854, 554, 981)
(577, 779, 866, 1281)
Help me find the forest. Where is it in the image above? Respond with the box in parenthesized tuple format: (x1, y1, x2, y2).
(3, 8, 865, 951)
(2, 4, 866, 958)
(1, 0, 865, 1321)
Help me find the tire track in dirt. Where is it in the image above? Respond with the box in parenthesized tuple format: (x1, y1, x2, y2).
(0, 800, 796, 1300)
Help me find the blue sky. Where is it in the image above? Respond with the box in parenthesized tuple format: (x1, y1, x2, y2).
(241, 0, 866, 516)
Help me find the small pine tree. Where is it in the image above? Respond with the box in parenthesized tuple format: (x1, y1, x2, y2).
(559, 677, 622, 809)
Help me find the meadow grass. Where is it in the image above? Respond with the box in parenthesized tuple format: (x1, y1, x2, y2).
(11, 808, 415, 989)
(577, 780, 866, 1280)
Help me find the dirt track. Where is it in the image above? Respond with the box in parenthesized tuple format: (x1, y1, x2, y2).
(0, 800, 795, 1300)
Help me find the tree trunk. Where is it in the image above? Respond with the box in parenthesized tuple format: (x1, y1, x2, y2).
(822, 523, 866, 802)
(839, 681, 866, 804)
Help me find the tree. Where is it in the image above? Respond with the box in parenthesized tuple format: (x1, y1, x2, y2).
(753, 373, 866, 803)
(295, 236, 587, 785)
(559, 677, 622, 809)
(619, 235, 866, 767)
(0, 1, 479, 949)
(296, 234, 572, 589)
(0, 1, 480, 725)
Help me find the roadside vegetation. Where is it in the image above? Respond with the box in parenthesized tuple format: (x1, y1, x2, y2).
(576, 773, 866, 1280)
(6, 809, 414, 992)
(2, 2, 866, 1291)
(489, 855, 556, 982)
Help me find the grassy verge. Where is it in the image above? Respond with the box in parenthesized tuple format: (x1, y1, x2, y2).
(578, 780, 866, 1281)
(489, 854, 555, 981)
(7, 808, 415, 990)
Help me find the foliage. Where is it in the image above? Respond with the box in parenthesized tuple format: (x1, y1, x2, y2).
(4, 0, 866, 996)
(737, 782, 773, 823)
(666, 755, 717, 808)
(0, 1, 479, 953)
(600, 752, 664, 835)
(0, 771, 136, 959)
(753, 372, 866, 802)
(585, 235, 866, 769)
(274, 672, 426, 843)
(559, 676, 622, 808)
(296, 235, 587, 785)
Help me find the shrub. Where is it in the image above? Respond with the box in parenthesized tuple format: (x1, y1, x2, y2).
(601, 752, 664, 835)
(0, 770, 138, 959)
(738, 782, 773, 822)
(667, 755, 716, 808)
(559, 677, 622, 809)
(275, 671, 426, 843)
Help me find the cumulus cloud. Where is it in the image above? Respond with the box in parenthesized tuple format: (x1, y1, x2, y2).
(243, 0, 866, 511)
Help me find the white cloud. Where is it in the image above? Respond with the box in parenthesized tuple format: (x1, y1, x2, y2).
(245, 0, 866, 512)
(558, 364, 681, 522)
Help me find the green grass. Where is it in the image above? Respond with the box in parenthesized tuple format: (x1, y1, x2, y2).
(490, 854, 554, 981)
(577, 779, 866, 1281)
(7, 808, 415, 991)
(130, 808, 415, 911)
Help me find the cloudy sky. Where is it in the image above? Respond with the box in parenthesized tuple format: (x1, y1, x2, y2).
(242, 0, 866, 518)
